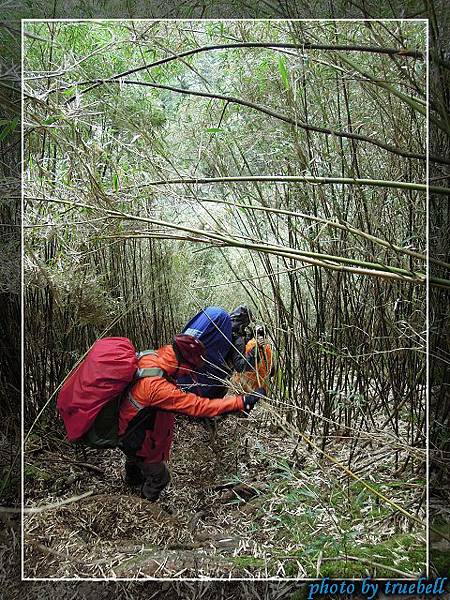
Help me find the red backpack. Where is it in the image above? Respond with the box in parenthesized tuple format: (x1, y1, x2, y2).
(57, 337, 163, 448)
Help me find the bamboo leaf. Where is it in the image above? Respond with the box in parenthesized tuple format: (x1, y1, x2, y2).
(42, 116, 59, 126)
(277, 56, 289, 90)
(0, 116, 19, 142)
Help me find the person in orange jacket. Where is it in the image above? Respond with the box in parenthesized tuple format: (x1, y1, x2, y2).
(234, 325, 275, 394)
(118, 334, 264, 501)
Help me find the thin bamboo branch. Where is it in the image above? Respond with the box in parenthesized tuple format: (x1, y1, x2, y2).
(95, 232, 214, 243)
(202, 198, 450, 269)
(68, 41, 423, 97)
(12, 490, 94, 514)
(337, 53, 426, 116)
(136, 174, 450, 196)
(336, 52, 450, 135)
(89, 79, 435, 163)
(206, 227, 422, 278)
(34, 196, 442, 286)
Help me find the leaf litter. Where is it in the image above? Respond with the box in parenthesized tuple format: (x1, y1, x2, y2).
(23, 410, 426, 578)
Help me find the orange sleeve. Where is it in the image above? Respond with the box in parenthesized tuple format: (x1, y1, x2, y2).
(132, 376, 244, 417)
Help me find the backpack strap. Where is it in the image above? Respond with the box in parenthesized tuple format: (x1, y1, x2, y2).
(137, 349, 156, 359)
(127, 392, 145, 411)
(134, 349, 165, 380)
(135, 367, 165, 379)
(127, 366, 167, 412)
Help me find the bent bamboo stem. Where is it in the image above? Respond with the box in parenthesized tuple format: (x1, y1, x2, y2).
(73, 41, 422, 91)
(33, 196, 449, 287)
(139, 174, 450, 196)
(86, 79, 433, 163)
(201, 198, 450, 271)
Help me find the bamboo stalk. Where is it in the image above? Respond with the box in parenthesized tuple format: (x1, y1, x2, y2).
(99, 225, 422, 279)
(337, 53, 426, 116)
(35, 196, 435, 285)
(87, 79, 435, 163)
(21, 490, 94, 514)
(137, 174, 449, 196)
(73, 42, 422, 90)
(201, 198, 450, 269)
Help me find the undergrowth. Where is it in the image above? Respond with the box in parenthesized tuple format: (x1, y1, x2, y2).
(227, 453, 426, 577)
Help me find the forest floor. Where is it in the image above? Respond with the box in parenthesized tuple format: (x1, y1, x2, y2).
(23, 411, 427, 579)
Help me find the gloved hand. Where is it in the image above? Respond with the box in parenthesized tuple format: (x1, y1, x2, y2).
(243, 387, 266, 412)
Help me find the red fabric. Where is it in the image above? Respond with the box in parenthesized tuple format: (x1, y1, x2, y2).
(57, 338, 138, 442)
(138, 412, 175, 463)
(119, 345, 244, 463)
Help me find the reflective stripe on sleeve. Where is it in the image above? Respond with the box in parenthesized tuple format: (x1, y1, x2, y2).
(127, 392, 145, 411)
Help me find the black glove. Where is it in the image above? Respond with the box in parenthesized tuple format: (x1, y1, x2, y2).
(243, 387, 266, 412)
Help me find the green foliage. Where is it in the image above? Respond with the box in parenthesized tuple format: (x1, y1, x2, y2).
(0, 117, 19, 142)
(24, 464, 51, 481)
(277, 56, 289, 91)
(227, 450, 426, 577)
(0, 468, 18, 496)
(232, 555, 265, 568)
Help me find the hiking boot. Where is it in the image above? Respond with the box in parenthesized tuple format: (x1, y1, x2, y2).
(141, 462, 171, 501)
(201, 417, 218, 436)
(124, 457, 144, 486)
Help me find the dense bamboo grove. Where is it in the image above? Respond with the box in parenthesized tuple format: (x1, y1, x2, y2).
(0, 23, 21, 520)
(427, 2, 450, 573)
(21, 20, 434, 578)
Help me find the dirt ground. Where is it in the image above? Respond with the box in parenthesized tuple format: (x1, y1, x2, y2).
(23, 409, 426, 580)
(24, 412, 295, 578)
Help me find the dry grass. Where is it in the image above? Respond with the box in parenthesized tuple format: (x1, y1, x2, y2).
(23, 410, 426, 579)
